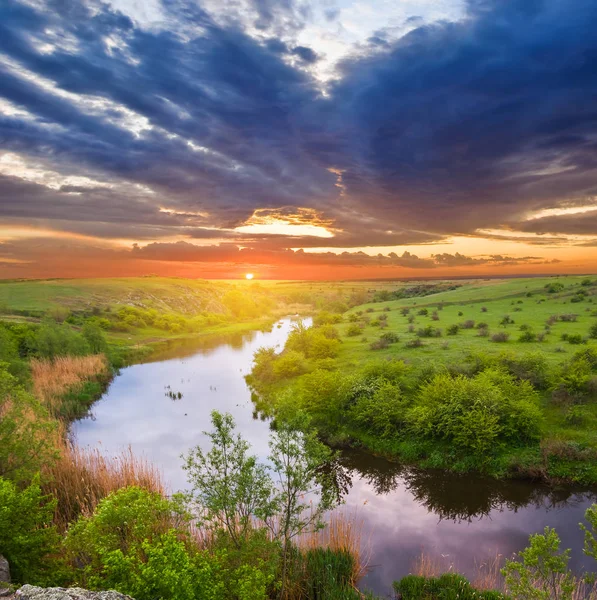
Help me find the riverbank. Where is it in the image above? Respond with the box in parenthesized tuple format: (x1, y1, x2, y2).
(248, 275, 597, 486)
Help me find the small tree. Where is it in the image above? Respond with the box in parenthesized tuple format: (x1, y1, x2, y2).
(183, 411, 275, 549)
(265, 414, 339, 599)
(502, 526, 574, 600)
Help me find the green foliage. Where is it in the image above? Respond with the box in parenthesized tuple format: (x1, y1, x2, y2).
(183, 411, 275, 549)
(0, 366, 57, 484)
(66, 487, 220, 600)
(545, 282, 565, 294)
(33, 320, 91, 359)
(502, 527, 574, 600)
(286, 321, 341, 359)
(266, 414, 339, 598)
(581, 504, 597, 562)
(407, 370, 542, 457)
(0, 476, 62, 585)
(82, 322, 107, 354)
(297, 548, 361, 600)
(350, 379, 406, 438)
(251, 346, 277, 383)
(395, 573, 507, 599)
(346, 323, 362, 337)
(273, 350, 307, 379)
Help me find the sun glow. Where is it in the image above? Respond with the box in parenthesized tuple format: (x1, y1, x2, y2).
(245, 273, 254, 280)
(234, 208, 336, 239)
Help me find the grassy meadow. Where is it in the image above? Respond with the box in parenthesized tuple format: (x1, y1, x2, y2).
(249, 274, 597, 485)
(3, 274, 597, 599)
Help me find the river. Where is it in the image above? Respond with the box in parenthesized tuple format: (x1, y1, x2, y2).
(71, 317, 597, 595)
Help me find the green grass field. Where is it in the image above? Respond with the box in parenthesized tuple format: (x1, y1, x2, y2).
(250, 274, 597, 484)
(338, 275, 597, 368)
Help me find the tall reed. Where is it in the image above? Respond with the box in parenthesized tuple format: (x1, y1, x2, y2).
(43, 443, 165, 529)
(31, 354, 110, 418)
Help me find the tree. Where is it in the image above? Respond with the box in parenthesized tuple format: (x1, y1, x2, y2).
(82, 322, 107, 354)
(502, 527, 574, 600)
(183, 411, 275, 549)
(265, 414, 339, 599)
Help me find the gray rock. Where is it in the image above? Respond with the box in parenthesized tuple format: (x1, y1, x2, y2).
(0, 555, 9, 583)
(15, 587, 134, 600)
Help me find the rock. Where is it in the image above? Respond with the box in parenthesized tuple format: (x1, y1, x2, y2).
(0, 589, 11, 598)
(0, 555, 9, 584)
(15, 587, 134, 600)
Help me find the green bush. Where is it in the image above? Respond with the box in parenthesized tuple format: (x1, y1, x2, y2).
(350, 379, 406, 438)
(273, 351, 307, 379)
(33, 321, 91, 359)
(66, 487, 222, 600)
(407, 369, 542, 457)
(394, 573, 507, 599)
(346, 323, 362, 337)
(0, 477, 62, 585)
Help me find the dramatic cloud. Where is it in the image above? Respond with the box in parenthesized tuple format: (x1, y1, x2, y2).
(1, 0, 597, 277)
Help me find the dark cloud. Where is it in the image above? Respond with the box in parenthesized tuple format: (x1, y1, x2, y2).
(291, 45, 318, 63)
(514, 210, 597, 236)
(1, 0, 597, 263)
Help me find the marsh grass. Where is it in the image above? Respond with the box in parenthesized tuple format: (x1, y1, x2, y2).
(31, 354, 111, 420)
(43, 443, 165, 529)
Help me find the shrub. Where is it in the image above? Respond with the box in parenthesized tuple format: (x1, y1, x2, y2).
(405, 338, 424, 348)
(431, 311, 439, 321)
(502, 527, 574, 600)
(350, 379, 406, 437)
(490, 352, 551, 389)
(518, 330, 536, 343)
(66, 487, 222, 600)
(461, 320, 475, 329)
(380, 332, 400, 344)
(346, 323, 362, 337)
(481, 306, 488, 312)
(566, 333, 585, 345)
(564, 405, 589, 426)
(0, 477, 62, 585)
(458, 311, 464, 317)
(417, 308, 429, 316)
(559, 313, 578, 322)
(589, 322, 597, 339)
(491, 332, 509, 343)
(417, 326, 442, 338)
(400, 307, 410, 316)
(500, 315, 514, 326)
(407, 370, 542, 456)
(477, 327, 490, 337)
(273, 351, 307, 379)
(545, 282, 565, 293)
(369, 338, 389, 351)
(447, 324, 460, 335)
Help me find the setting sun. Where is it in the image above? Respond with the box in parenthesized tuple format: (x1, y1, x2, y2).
(245, 273, 254, 280)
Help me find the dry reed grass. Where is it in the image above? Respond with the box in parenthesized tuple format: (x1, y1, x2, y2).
(43, 443, 166, 529)
(298, 509, 371, 584)
(31, 354, 109, 416)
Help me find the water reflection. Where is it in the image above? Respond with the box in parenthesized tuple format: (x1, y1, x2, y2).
(340, 449, 594, 522)
(71, 318, 597, 596)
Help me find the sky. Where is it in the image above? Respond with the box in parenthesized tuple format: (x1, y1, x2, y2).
(1, 0, 597, 280)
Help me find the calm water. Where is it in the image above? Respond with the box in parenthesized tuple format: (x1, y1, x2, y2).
(72, 318, 597, 595)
